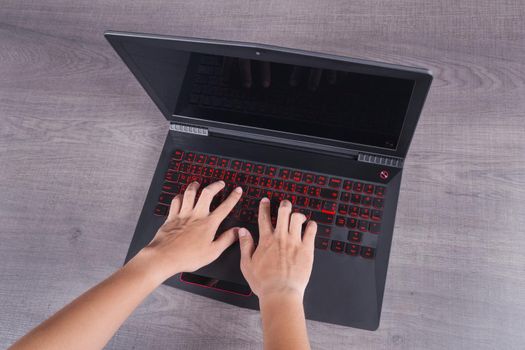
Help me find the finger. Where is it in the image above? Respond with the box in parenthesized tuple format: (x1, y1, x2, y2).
(193, 181, 225, 215)
(258, 197, 273, 235)
(275, 200, 292, 235)
(211, 227, 240, 257)
(302, 220, 318, 248)
(239, 59, 252, 88)
(167, 194, 182, 220)
(179, 181, 200, 215)
(289, 212, 307, 240)
(238, 228, 255, 267)
(211, 186, 243, 220)
(260, 61, 271, 88)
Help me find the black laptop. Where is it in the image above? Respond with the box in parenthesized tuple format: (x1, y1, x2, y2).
(105, 31, 432, 331)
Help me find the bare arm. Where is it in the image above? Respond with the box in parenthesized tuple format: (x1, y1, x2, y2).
(238, 198, 317, 350)
(9, 181, 242, 350)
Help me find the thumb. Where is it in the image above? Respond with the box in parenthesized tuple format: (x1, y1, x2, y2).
(238, 228, 255, 266)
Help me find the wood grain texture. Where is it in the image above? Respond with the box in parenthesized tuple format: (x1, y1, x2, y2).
(1, 1, 524, 349)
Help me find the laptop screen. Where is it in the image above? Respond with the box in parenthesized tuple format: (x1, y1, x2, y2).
(120, 39, 415, 150)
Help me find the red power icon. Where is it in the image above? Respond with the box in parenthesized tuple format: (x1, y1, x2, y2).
(379, 170, 390, 180)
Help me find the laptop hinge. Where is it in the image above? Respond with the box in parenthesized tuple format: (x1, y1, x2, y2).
(169, 123, 208, 136)
(357, 153, 403, 168)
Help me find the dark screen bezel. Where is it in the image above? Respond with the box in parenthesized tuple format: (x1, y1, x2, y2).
(105, 31, 432, 159)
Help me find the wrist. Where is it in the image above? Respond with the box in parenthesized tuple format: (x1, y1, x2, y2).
(129, 248, 181, 285)
(258, 288, 304, 308)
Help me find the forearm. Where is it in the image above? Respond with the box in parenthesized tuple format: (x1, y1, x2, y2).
(10, 251, 168, 350)
(260, 292, 310, 350)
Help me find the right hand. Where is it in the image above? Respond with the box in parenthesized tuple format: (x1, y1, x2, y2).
(237, 198, 317, 300)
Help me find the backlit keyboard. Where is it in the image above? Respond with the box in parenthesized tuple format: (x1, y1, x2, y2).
(154, 149, 386, 260)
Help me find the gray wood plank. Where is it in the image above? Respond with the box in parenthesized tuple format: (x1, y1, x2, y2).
(1, 1, 524, 349)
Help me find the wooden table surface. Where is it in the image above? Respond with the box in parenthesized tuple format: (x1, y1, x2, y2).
(1, 1, 524, 349)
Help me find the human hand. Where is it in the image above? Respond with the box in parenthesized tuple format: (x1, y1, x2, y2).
(237, 198, 317, 301)
(139, 181, 243, 281)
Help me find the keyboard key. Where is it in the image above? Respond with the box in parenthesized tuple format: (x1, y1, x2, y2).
(236, 173, 248, 184)
(371, 210, 382, 221)
(359, 208, 370, 219)
(353, 182, 363, 192)
(364, 184, 374, 194)
(284, 181, 296, 192)
(190, 164, 203, 175)
(346, 218, 357, 229)
(340, 192, 351, 202)
(296, 196, 309, 207)
(369, 222, 381, 234)
(196, 154, 207, 163)
(351, 194, 362, 204)
(165, 171, 179, 182)
(358, 220, 369, 232)
(338, 204, 348, 215)
(254, 164, 265, 174)
(184, 152, 196, 162)
(348, 231, 362, 243)
(330, 240, 345, 253)
(360, 246, 375, 259)
(373, 197, 384, 209)
(335, 216, 346, 226)
(329, 178, 342, 188)
(279, 168, 291, 179)
(309, 199, 322, 210)
(343, 180, 352, 191)
(179, 162, 190, 173)
(303, 173, 315, 184)
(316, 176, 327, 186)
(231, 160, 242, 170)
(315, 237, 329, 250)
(168, 159, 181, 171)
(349, 206, 359, 217)
(172, 149, 184, 160)
(321, 201, 337, 214)
(203, 167, 214, 177)
(272, 179, 284, 190)
(295, 184, 308, 194)
(154, 204, 169, 216)
(213, 169, 225, 179)
(242, 162, 253, 172)
(345, 243, 360, 256)
(224, 171, 237, 182)
(248, 187, 262, 197)
(317, 225, 332, 237)
(266, 166, 277, 177)
(310, 211, 334, 224)
(375, 186, 386, 197)
(361, 196, 372, 206)
(159, 193, 175, 205)
(239, 209, 254, 222)
(308, 186, 321, 197)
(206, 155, 218, 166)
(218, 158, 230, 168)
(260, 177, 273, 188)
(320, 188, 338, 200)
(292, 171, 302, 182)
(161, 182, 180, 194)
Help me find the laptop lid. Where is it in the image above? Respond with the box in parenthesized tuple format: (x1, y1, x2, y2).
(105, 31, 432, 159)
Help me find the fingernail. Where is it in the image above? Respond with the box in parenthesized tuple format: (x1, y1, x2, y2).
(238, 228, 247, 237)
(261, 197, 269, 203)
(234, 186, 243, 193)
(219, 180, 225, 186)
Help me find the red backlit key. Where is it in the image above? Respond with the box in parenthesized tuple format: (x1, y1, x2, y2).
(345, 243, 360, 256)
(353, 182, 363, 192)
(213, 169, 225, 179)
(317, 225, 332, 237)
(346, 218, 357, 229)
(329, 178, 342, 188)
(159, 193, 175, 205)
(295, 184, 308, 194)
(168, 159, 181, 171)
(320, 188, 338, 200)
(343, 180, 353, 191)
(254, 164, 265, 174)
(308, 186, 321, 197)
(350, 206, 359, 217)
(162, 182, 180, 194)
(362, 196, 372, 206)
(303, 173, 315, 184)
(321, 201, 337, 214)
(206, 156, 217, 166)
(358, 220, 369, 232)
(371, 210, 382, 221)
(196, 154, 207, 163)
(279, 168, 291, 179)
(373, 198, 384, 209)
(266, 166, 277, 177)
(292, 171, 302, 182)
(336, 216, 346, 226)
(231, 160, 242, 170)
(309, 199, 322, 210)
(296, 196, 309, 207)
(284, 181, 296, 192)
(351, 194, 362, 204)
(310, 211, 334, 224)
(242, 162, 253, 172)
(375, 186, 386, 197)
(224, 171, 237, 182)
(364, 184, 374, 194)
(359, 208, 370, 219)
(247, 175, 260, 185)
(260, 177, 273, 188)
(338, 204, 348, 215)
(315, 237, 329, 250)
(179, 163, 190, 173)
(284, 193, 297, 204)
(184, 152, 196, 162)
(218, 158, 230, 168)
(272, 179, 284, 190)
(236, 173, 248, 184)
(154, 204, 169, 216)
(165, 172, 179, 182)
(360, 246, 375, 259)
(330, 240, 345, 253)
(203, 167, 214, 177)
(172, 149, 184, 160)
(248, 187, 261, 197)
(340, 192, 351, 202)
(348, 231, 362, 243)
(316, 176, 327, 186)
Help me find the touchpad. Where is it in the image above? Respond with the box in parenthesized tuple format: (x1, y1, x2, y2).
(180, 272, 252, 296)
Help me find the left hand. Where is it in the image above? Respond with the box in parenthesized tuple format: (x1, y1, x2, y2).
(139, 180, 243, 281)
